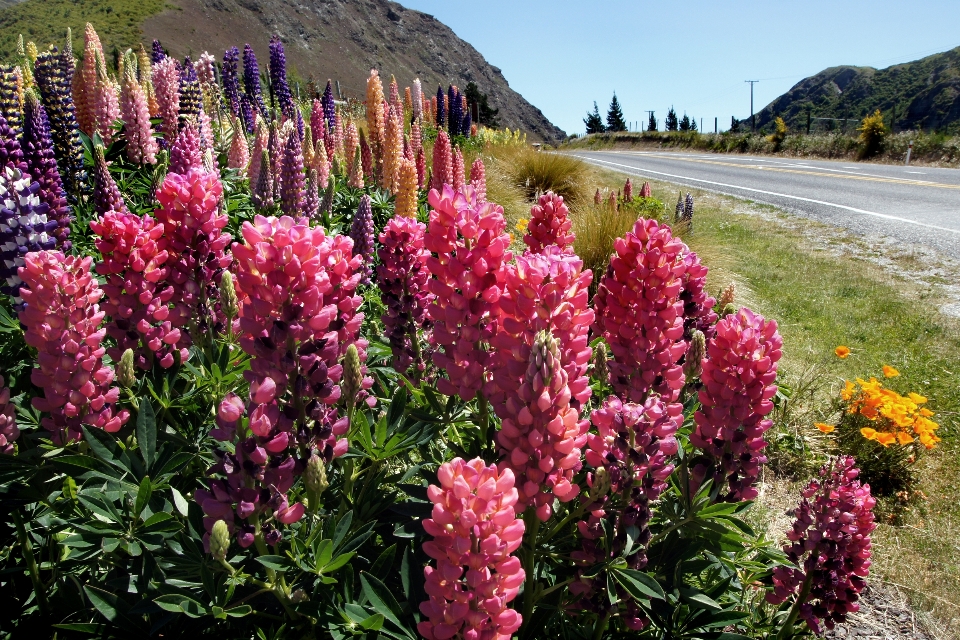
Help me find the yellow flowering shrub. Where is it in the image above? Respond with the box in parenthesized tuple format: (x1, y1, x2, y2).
(841, 377, 940, 449)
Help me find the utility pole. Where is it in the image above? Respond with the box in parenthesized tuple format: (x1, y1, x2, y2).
(715, 117, 718, 133)
(745, 80, 759, 131)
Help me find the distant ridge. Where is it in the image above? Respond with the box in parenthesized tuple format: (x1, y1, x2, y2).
(752, 47, 960, 133)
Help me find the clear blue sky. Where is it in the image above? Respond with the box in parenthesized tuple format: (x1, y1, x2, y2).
(399, 0, 960, 135)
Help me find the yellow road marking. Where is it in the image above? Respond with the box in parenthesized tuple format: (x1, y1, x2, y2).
(606, 152, 960, 190)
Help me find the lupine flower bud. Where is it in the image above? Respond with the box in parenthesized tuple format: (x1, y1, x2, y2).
(767, 456, 875, 635)
(683, 330, 705, 382)
(342, 344, 362, 412)
(425, 185, 512, 400)
(640, 181, 652, 198)
(692, 307, 782, 501)
(377, 215, 433, 374)
(593, 341, 609, 385)
(524, 191, 574, 254)
(418, 458, 525, 640)
(0, 376, 18, 453)
(722, 302, 736, 317)
(395, 157, 418, 218)
(219, 271, 238, 324)
(304, 454, 329, 498)
(623, 178, 633, 202)
(469, 157, 486, 203)
(19, 251, 129, 444)
(117, 348, 136, 388)
(209, 519, 230, 561)
(592, 218, 690, 405)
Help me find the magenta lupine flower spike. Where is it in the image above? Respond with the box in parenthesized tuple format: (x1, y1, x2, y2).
(523, 191, 574, 255)
(640, 181, 652, 198)
(767, 456, 876, 635)
(678, 248, 717, 341)
(153, 168, 232, 341)
(623, 178, 633, 202)
(570, 395, 681, 629)
(0, 168, 59, 301)
(0, 376, 18, 453)
(120, 58, 158, 165)
(424, 185, 512, 400)
(18, 251, 129, 444)
(452, 145, 465, 191)
(430, 129, 453, 190)
(691, 307, 781, 501)
(488, 248, 594, 519)
(470, 158, 486, 204)
(592, 218, 690, 405)
(168, 118, 203, 176)
(22, 94, 71, 248)
(152, 57, 180, 147)
(418, 457, 525, 640)
(279, 126, 305, 217)
(377, 215, 433, 375)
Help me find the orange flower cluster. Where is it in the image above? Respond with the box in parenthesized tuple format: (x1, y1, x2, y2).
(841, 376, 940, 449)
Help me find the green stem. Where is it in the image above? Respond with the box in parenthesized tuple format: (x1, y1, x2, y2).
(592, 611, 611, 640)
(520, 510, 542, 633)
(540, 502, 585, 545)
(12, 510, 49, 617)
(477, 395, 490, 455)
(777, 574, 813, 640)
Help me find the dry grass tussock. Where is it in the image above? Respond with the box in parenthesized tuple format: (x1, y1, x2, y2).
(492, 145, 589, 205)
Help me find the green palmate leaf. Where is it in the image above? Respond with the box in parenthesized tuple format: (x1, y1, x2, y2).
(360, 613, 385, 631)
(80, 426, 130, 473)
(371, 543, 397, 578)
(614, 569, 666, 601)
(154, 594, 209, 618)
(136, 399, 157, 470)
(170, 486, 189, 516)
(678, 587, 723, 611)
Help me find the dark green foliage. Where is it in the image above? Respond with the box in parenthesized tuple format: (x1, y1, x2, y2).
(584, 101, 605, 134)
(665, 107, 679, 132)
(690, 116, 698, 132)
(679, 113, 691, 132)
(730, 116, 741, 133)
(464, 81, 500, 128)
(605, 93, 627, 132)
(647, 111, 658, 131)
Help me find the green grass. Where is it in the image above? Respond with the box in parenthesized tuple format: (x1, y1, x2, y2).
(0, 0, 169, 62)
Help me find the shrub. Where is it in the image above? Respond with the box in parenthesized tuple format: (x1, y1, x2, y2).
(769, 116, 788, 150)
(857, 109, 887, 158)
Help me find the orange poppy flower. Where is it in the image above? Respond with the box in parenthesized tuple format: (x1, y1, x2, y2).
(815, 423, 835, 434)
(835, 346, 851, 359)
(882, 365, 900, 378)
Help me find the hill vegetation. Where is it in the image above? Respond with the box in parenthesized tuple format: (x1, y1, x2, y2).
(753, 46, 960, 134)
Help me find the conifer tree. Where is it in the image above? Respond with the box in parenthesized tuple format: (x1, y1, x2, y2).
(665, 107, 678, 131)
(730, 116, 741, 133)
(647, 111, 658, 131)
(583, 102, 605, 134)
(606, 93, 627, 132)
(679, 113, 691, 132)
(690, 116, 698, 132)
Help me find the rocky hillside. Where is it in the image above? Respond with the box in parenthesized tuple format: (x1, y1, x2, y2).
(0, 0, 565, 141)
(752, 47, 960, 133)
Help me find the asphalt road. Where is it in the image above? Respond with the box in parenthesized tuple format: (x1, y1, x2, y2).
(569, 150, 960, 259)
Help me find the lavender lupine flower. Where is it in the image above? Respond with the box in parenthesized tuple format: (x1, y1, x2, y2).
(304, 168, 320, 220)
(0, 67, 23, 140)
(279, 127, 305, 216)
(268, 36, 294, 120)
(0, 167, 59, 301)
(322, 79, 335, 133)
(350, 194, 375, 284)
(674, 192, 684, 222)
(33, 49, 86, 199)
(151, 40, 166, 64)
(0, 110, 25, 175)
(240, 95, 255, 133)
(222, 47, 241, 117)
(462, 109, 472, 138)
(179, 57, 202, 121)
(435, 85, 445, 128)
(252, 149, 273, 210)
(23, 93, 70, 248)
(242, 44, 267, 119)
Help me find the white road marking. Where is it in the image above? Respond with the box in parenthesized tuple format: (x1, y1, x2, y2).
(906, 171, 926, 174)
(573, 154, 960, 235)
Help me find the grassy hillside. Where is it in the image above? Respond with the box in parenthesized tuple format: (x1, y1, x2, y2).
(0, 0, 168, 62)
(754, 47, 960, 134)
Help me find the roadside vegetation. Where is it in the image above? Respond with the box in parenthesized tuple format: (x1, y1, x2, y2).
(487, 145, 960, 638)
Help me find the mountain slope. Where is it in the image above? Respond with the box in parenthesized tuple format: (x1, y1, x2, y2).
(752, 47, 960, 134)
(0, 0, 564, 141)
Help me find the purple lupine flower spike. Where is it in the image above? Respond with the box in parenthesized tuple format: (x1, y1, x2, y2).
(222, 47, 241, 117)
(350, 194, 375, 284)
(33, 49, 86, 199)
(268, 36, 293, 120)
(23, 93, 71, 249)
(152, 40, 166, 64)
(240, 95, 255, 133)
(279, 126, 305, 216)
(242, 44, 267, 119)
(91, 146, 129, 217)
(322, 79, 335, 133)
(435, 85, 445, 128)
(0, 110, 25, 175)
(0, 168, 59, 302)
